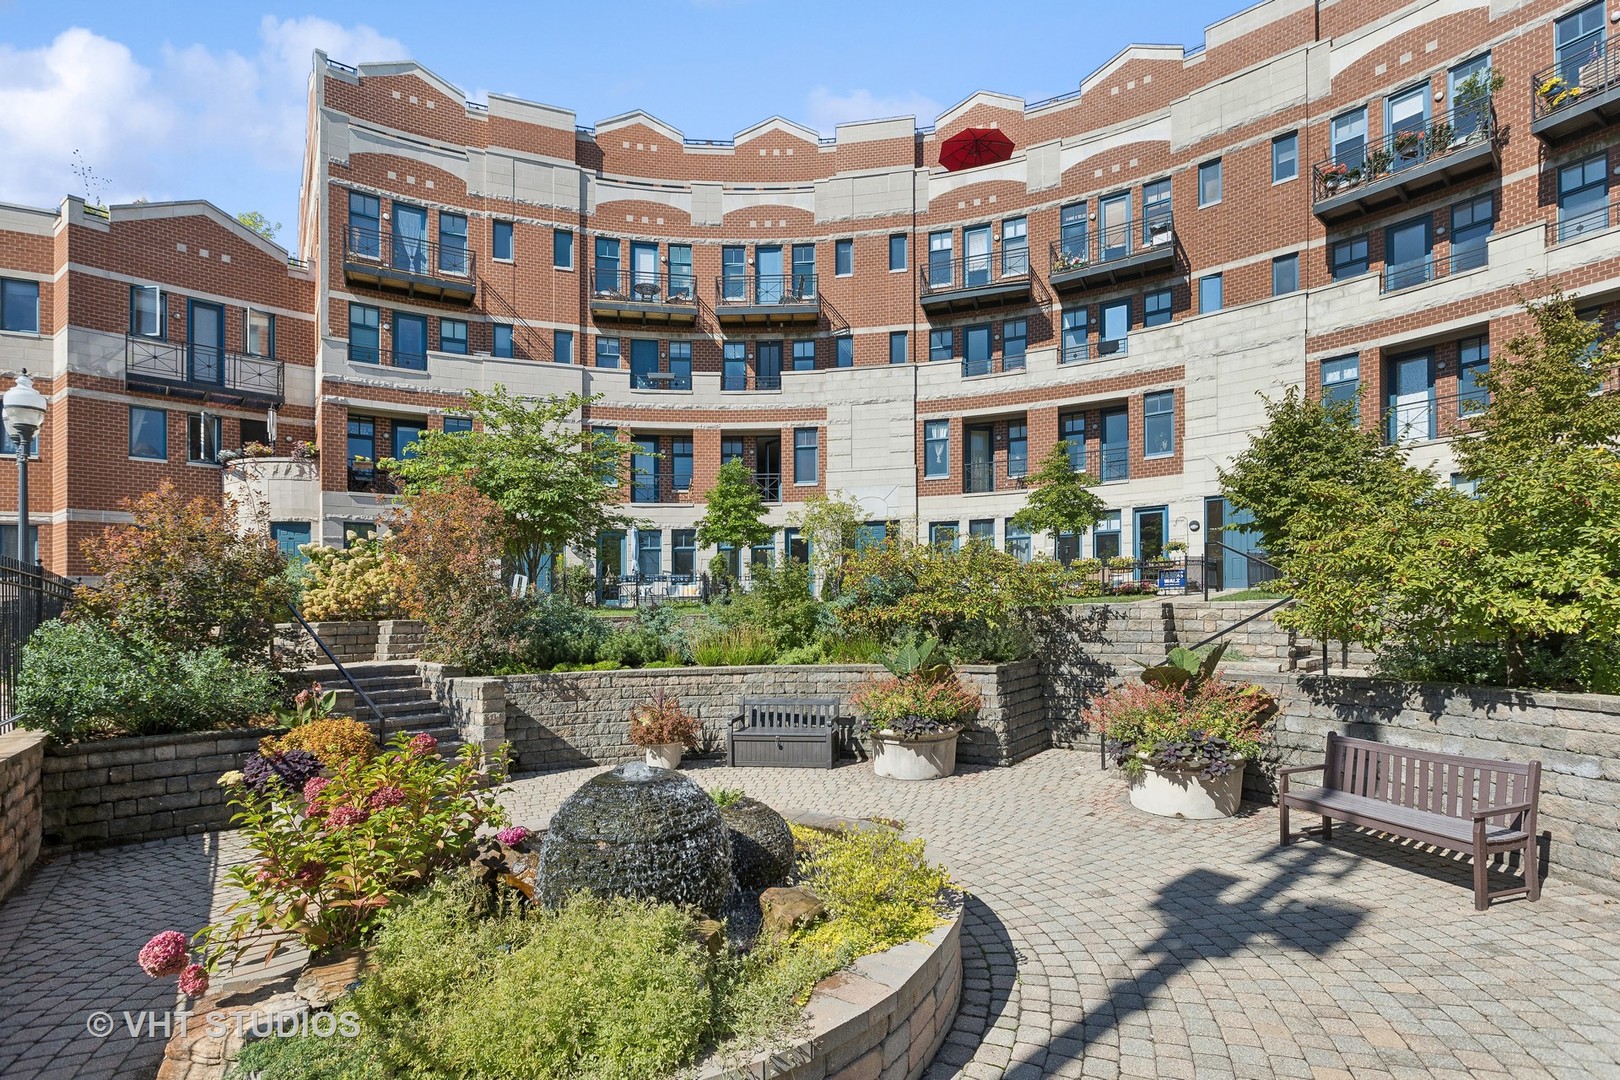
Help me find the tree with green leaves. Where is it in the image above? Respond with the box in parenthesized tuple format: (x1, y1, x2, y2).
(236, 211, 281, 241)
(1010, 441, 1107, 544)
(790, 491, 864, 593)
(383, 387, 635, 580)
(696, 460, 775, 576)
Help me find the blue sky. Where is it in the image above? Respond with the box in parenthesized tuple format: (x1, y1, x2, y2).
(0, 1, 1223, 248)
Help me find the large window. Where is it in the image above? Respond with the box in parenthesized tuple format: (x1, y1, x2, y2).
(1061, 308, 1088, 364)
(756, 340, 782, 390)
(928, 231, 953, 289)
(669, 341, 692, 389)
(1331, 107, 1367, 169)
(493, 324, 513, 358)
(1558, 154, 1609, 242)
(1556, 1, 1606, 85)
(1449, 53, 1493, 139)
(392, 421, 427, 460)
(1272, 253, 1299, 296)
(1143, 391, 1174, 458)
(439, 318, 467, 355)
(186, 414, 221, 463)
(889, 331, 908, 365)
(1143, 179, 1172, 242)
(393, 312, 428, 370)
(1198, 274, 1223, 314)
(637, 530, 662, 579)
(492, 220, 514, 262)
(924, 420, 949, 478)
(791, 244, 816, 297)
(968, 519, 995, 546)
(1272, 132, 1298, 183)
(836, 335, 853, 368)
(595, 337, 621, 369)
(1451, 195, 1494, 273)
(1100, 407, 1128, 481)
(1100, 299, 1129, 356)
(1059, 202, 1087, 262)
(246, 308, 273, 356)
(929, 522, 959, 551)
(793, 340, 815, 371)
(553, 229, 574, 269)
(1, 279, 40, 334)
(672, 437, 693, 491)
(1384, 216, 1433, 290)
(1197, 159, 1222, 207)
(793, 428, 818, 484)
(347, 192, 379, 256)
(1144, 287, 1172, 328)
(1007, 420, 1027, 478)
(438, 212, 468, 274)
(835, 238, 853, 277)
(668, 245, 693, 298)
(129, 406, 167, 460)
(1331, 235, 1370, 280)
(594, 237, 620, 294)
(1002, 216, 1028, 276)
(672, 529, 697, 577)
(392, 204, 428, 272)
(554, 329, 574, 365)
(723, 343, 747, 390)
(929, 329, 954, 362)
(1321, 355, 1360, 409)
(888, 233, 908, 271)
(349, 303, 379, 363)
(1458, 336, 1490, 415)
(131, 286, 164, 338)
(629, 339, 658, 388)
(722, 246, 746, 301)
(1387, 351, 1437, 443)
(1004, 522, 1031, 563)
(1387, 82, 1431, 171)
(1060, 411, 1086, 471)
(1003, 319, 1027, 370)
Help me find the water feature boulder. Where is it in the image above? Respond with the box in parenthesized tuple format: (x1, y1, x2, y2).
(535, 763, 733, 915)
(719, 797, 795, 889)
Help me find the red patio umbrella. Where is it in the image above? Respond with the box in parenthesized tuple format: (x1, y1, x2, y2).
(938, 127, 1015, 171)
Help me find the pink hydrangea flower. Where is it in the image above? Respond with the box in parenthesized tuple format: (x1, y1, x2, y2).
(294, 861, 327, 888)
(408, 733, 438, 756)
(303, 776, 329, 802)
(178, 963, 210, 998)
(324, 804, 369, 830)
(496, 825, 530, 847)
(138, 931, 188, 977)
(367, 785, 406, 810)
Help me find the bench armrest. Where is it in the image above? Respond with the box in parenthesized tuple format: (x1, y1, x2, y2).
(1472, 801, 1534, 821)
(1277, 762, 1324, 795)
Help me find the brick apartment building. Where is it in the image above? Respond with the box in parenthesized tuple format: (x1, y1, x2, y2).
(2, 0, 1619, 585)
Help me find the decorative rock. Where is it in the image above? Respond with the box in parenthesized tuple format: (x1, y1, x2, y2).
(719, 796, 795, 889)
(535, 762, 733, 916)
(294, 951, 368, 1008)
(760, 885, 826, 939)
(690, 917, 725, 957)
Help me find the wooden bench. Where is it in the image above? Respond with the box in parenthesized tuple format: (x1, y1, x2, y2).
(728, 697, 840, 769)
(1279, 733, 1541, 910)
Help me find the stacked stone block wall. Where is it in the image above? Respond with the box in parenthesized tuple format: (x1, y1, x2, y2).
(275, 620, 426, 665)
(0, 731, 46, 901)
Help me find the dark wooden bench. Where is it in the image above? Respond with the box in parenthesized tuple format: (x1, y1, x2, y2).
(1279, 732, 1541, 910)
(728, 697, 840, 769)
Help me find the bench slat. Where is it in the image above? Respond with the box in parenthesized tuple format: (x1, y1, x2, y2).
(1282, 787, 1527, 846)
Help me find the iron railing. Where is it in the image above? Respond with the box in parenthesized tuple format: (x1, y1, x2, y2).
(1547, 201, 1617, 245)
(346, 466, 400, 495)
(1061, 340, 1093, 365)
(0, 556, 75, 733)
(1531, 33, 1619, 122)
(284, 603, 387, 737)
(626, 476, 693, 504)
(344, 225, 475, 282)
(1380, 240, 1490, 292)
(754, 372, 783, 391)
(722, 370, 749, 392)
(589, 266, 700, 306)
(714, 273, 819, 307)
(1310, 98, 1497, 204)
(964, 461, 995, 494)
(1383, 387, 1492, 444)
(920, 253, 1029, 297)
(126, 335, 284, 403)
(630, 367, 694, 391)
(752, 472, 782, 502)
(1201, 539, 1285, 600)
(1097, 446, 1130, 483)
(962, 355, 994, 377)
(1049, 217, 1175, 277)
(597, 572, 711, 608)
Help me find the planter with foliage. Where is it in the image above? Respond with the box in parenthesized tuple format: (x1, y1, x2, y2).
(628, 691, 700, 769)
(851, 638, 981, 781)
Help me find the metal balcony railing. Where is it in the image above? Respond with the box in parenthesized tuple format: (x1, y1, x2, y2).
(125, 335, 284, 405)
(722, 371, 748, 392)
(921, 254, 1029, 297)
(344, 226, 475, 284)
(1310, 99, 1497, 205)
(754, 372, 782, 391)
(626, 475, 691, 504)
(1097, 447, 1130, 483)
(346, 465, 399, 495)
(1547, 201, 1617, 245)
(589, 266, 700, 307)
(1532, 33, 1620, 122)
(1061, 340, 1092, 365)
(1380, 240, 1490, 292)
(1049, 218, 1175, 280)
(964, 460, 995, 494)
(714, 274, 819, 307)
(962, 355, 994, 377)
(752, 472, 782, 502)
(629, 367, 694, 391)
(1383, 387, 1493, 445)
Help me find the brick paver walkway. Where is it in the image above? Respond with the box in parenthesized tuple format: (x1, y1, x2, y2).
(2, 749, 1618, 1079)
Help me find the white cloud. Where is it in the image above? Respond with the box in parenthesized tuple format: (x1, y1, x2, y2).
(804, 86, 943, 136)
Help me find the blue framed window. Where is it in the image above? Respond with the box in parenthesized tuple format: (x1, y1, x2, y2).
(723, 343, 747, 390)
(792, 340, 815, 371)
(924, 420, 949, 478)
(750, 535, 776, 567)
(0, 413, 38, 457)
(836, 335, 853, 368)
(1272, 253, 1299, 296)
(438, 212, 468, 274)
(442, 416, 474, 434)
(1388, 351, 1437, 443)
(1331, 107, 1368, 169)
(1144, 287, 1172, 327)
(929, 522, 959, 551)
(1458, 336, 1490, 415)
(594, 237, 620, 294)
(128, 406, 167, 460)
(1451, 195, 1493, 273)
(721, 436, 744, 464)
(968, 519, 995, 545)
(1002, 216, 1028, 276)
(186, 414, 220, 464)
(1060, 411, 1085, 471)
(672, 528, 697, 577)
(668, 245, 693, 298)
(1007, 420, 1027, 477)
(1061, 308, 1088, 364)
(130, 285, 164, 338)
(554, 329, 573, 364)
(393, 313, 428, 370)
(673, 437, 693, 491)
(492, 220, 514, 261)
(347, 192, 379, 257)
(349, 303, 379, 363)
(246, 308, 274, 357)
(721, 246, 746, 301)
(637, 530, 662, 578)
(855, 522, 888, 551)
(1558, 154, 1609, 242)
(348, 417, 375, 467)
(791, 244, 816, 297)
(835, 238, 853, 277)
(1272, 132, 1298, 183)
(1005, 523, 1031, 563)
(1321, 355, 1359, 409)
(1094, 511, 1122, 562)
(595, 337, 621, 369)
(929, 329, 953, 362)
(1003, 319, 1026, 370)
(1332, 235, 1370, 279)
(1142, 179, 1172, 242)
(1198, 159, 1222, 206)
(1144, 391, 1174, 458)
(1, 526, 40, 564)
(629, 339, 658, 388)
(888, 233, 907, 271)
(1, 279, 40, 334)
(1198, 274, 1223, 314)
(493, 324, 513, 358)
(1100, 299, 1129, 356)
(553, 229, 574, 269)
(965, 325, 991, 375)
(669, 341, 692, 389)
(794, 428, 818, 484)
(1059, 202, 1087, 262)
(928, 231, 953, 289)
(1100, 407, 1128, 481)
(439, 318, 468, 355)
(393, 421, 427, 460)
(1384, 215, 1434, 291)
(392, 204, 427, 274)
(889, 330, 907, 365)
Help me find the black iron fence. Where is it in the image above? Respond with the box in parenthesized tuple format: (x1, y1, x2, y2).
(0, 556, 76, 732)
(921, 254, 1029, 297)
(126, 335, 284, 404)
(590, 266, 700, 306)
(714, 273, 819, 307)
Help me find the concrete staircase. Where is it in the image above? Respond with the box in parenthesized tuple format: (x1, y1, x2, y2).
(299, 661, 463, 759)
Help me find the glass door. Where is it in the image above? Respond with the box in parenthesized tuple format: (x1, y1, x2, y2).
(1388, 353, 1436, 443)
(630, 242, 659, 300)
(1059, 203, 1088, 263)
(1100, 407, 1129, 481)
(187, 300, 224, 385)
(629, 339, 659, 389)
(596, 530, 626, 601)
(1557, 1, 1605, 86)
(754, 437, 781, 501)
(392, 204, 428, 273)
(630, 437, 658, 502)
(1449, 54, 1492, 141)
(1100, 193, 1131, 260)
(963, 225, 992, 286)
(1388, 84, 1431, 169)
(966, 425, 993, 492)
(392, 421, 427, 460)
(1385, 217, 1432, 289)
(1331, 108, 1367, 170)
(755, 341, 782, 390)
(755, 246, 783, 303)
(1133, 506, 1168, 565)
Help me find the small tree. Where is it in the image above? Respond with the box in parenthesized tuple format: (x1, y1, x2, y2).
(236, 210, 281, 241)
(790, 491, 864, 593)
(696, 459, 775, 564)
(76, 481, 290, 662)
(1010, 442, 1107, 543)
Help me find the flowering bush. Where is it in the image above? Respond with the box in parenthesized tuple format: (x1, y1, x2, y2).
(240, 749, 321, 795)
(627, 691, 700, 749)
(263, 717, 376, 769)
(271, 683, 339, 729)
(850, 673, 980, 739)
(497, 825, 530, 847)
(138, 931, 188, 977)
(297, 538, 405, 621)
(1082, 679, 1274, 780)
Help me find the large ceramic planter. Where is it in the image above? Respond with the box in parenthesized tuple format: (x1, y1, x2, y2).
(870, 728, 960, 781)
(1127, 759, 1244, 819)
(643, 743, 683, 770)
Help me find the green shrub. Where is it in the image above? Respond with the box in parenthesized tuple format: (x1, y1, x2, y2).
(520, 597, 611, 669)
(773, 641, 826, 665)
(17, 619, 277, 741)
(690, 625, 777, 666)
(556, 562, 598, 607)
(793, 825, 950, 955)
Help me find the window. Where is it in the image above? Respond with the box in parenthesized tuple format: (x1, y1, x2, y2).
(554, 329, 573, 365)
(793, 428, 818, 484)
(1450, 195, 1493, 273)
(594, 237, 620, 294)
(721, 246, 746, 301)
(1558, 154, 1609, 242)
(966, 326, 990, 376)
(1100, 299, 1129, 356)
(1144, 288, 1172, 328)
(493, 220, 514, 262)
(1, 279, 40, 334)
(1060, 411, 1086, 471)
(721, 436, 744, 464)
(835, 238, 853, 277)
(1143, 179, 1172, 242)
(239, 418, 269, 448)
(553, 229, 574, 269)
(1272, 253, 1299, 296)
(1384, 216, 1433, 290)
(889, 233, 908, 271)
(793, 340, 816, 371)
(1005, 523, 1031, 563)
(636, 530, 662, 579)
(1321, 355, 1360, 409)
(493, 324, 514, 358)
(246, 308, 273, 357)
(1331, 107, 1368, 169)
(669, 341, 692, 389)
(1094, 511, 1123, 562)
(349, 303, 379, 363)
(835, 335, 853, 368)
(928, 230, 953, 289)
(595, 337, 620, 369)
(348, 192, 380, 256)
(756, 341, 782, 390)
(128, 406, 166, 460)
(1387, 351, 1437, 443)
(187, 414, 222, 463)
(1331, 235, 1369, 280)
(929, 329, 954, 362)
(1449, 53, 1493, 140)
(1556, 2, 1606, 85)
(791, 243, 816, 297)
(1198, 159, 1222, 206)
(1003, 319, 1027, 370)
(629, 339, 658, 388)
(889, 331, 908, 365)
(1007, 420, 1028, 477)
(438, 212, 468, 274)
(1198, 274, 1223, 314)
(672, 529, 697, 577)
(1272, 132, 1298, 183)
(1099, 407, 1128, 481)
(348, 417, 375, 467)
(393, 421, 427, 460)
(1059, 202, 1088, 262)
(1002, 216, 1028, 276)
(340, 522, 375, 549)
(668, 245, 693, 297)
(1458, 336, 1490, 415)
(439, 318, 468, 355)
(929, 522, 959, 550)
(968, 519, 995, 545)
(393, 312, 428, 370)
(1143, 391, 1174, 457)
(723, 343, 747, 390)
(2, 524, 40, 563)
(1061, 308, 1088, 363)
(442, 416, 474, 434)
(751, 536, 776, 567)
(593, 425, 619, 485)
(924, 420, 949, 478)
(672, 437, 693, 491)
(131, 286, 164, 338)
(1450, 473, 1480, 497)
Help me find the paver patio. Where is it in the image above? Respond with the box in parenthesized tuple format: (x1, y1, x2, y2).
(1, 749, 1617, 1079)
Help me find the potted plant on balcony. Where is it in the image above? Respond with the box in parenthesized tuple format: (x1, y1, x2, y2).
(1085, 643, 1276, 819)
(291, 440, 319, 463)
(851, 636, 979, 781)
(1321, 162, 1352, 191)
(1393, 129, 1425, 160)
(628, 691, 701, 770)
(1366, 147, 1394, 177)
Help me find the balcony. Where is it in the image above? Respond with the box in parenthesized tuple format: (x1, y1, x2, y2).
(342, 226, 476, 303)
(1384, 387, 1491, 446)
(1048, 219, 1176, 292)
(1546, 201, 1618, 245)
(1059, 336, 1128, 365)
(920, 254, 1031, 313)
(1532, 35, 1620, 144)
(752, 472, 782, 503)
(125, 335, 284, 406)
(713, 274, 820, 326)
(589, 267, 699, 325)
(346, 465, 399, 496)
(1380, 241, 1489, 293)
(626, 476, 692, 504)
(964, 461, 995, 494)
(1310, 101, 1499, 224)
(1097, 447, 1130, 483)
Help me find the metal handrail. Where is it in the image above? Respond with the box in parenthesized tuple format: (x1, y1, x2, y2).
(714, 273, 820, 307)
(1310, 98, 1497, 204)
(477, 275, 553, 362)
(284, 602, 387, 737)
(344, 225, 476, 281)
(125, 335, 284, 402)
(589, 266, 700, 306)
(1531, 33, 1618, 121)
(921, 253, 1030, 296)
(1546, 201, 1617, 245)
(1200, 538, 1285, 602)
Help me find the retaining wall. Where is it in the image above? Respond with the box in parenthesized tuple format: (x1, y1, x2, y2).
(274, 619, 425, 665)
(0, 731, 46, 901)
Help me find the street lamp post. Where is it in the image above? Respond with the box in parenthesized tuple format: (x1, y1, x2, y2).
(3, 372, 47, 567)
